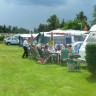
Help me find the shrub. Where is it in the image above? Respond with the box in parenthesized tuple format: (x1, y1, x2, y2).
(0, 35, 5, 41)
(85, 43, 96, 76)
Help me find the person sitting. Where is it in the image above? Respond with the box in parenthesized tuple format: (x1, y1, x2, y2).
(45, 45, 52, 54)
(41, 46, 45, 55)
(68, 44, 75, 58)
(60, 44, 65, 50)
(55, 44, 60, 51)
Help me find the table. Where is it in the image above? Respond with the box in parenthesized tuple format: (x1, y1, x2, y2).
(51, 51, 61, 64)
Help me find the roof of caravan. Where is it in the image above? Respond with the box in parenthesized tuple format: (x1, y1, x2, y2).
(90, 25, 96, 31)
(20, 34, 38, 38)
(40, 29, 87, 37)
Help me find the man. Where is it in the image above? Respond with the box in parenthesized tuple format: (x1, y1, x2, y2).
(22, 38, 28, 58)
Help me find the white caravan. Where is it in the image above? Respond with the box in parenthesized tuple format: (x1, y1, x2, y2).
(79, 24, 96, 61)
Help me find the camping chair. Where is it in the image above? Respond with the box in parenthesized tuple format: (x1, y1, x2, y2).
(43, 49, 54, 63)
(60, 49, 70, 65)
(37, 47, 45, 60)
(32, 47, 40, 60)
(70, 54, 81, 72)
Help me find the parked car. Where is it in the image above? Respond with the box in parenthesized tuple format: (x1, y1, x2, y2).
(4, 37, 19, 45)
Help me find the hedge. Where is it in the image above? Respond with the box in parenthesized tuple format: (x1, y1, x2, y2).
(85, 43, 96, 75)
(0, 35, 5, 41)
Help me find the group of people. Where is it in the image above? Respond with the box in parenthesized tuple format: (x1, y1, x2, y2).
(22, 37, 76, 61)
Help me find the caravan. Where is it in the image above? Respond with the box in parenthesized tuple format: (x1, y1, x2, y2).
(79, 25, 96, 61)
(42, 29, 87, 45)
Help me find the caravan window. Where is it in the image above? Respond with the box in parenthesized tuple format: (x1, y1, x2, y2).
(74, 36, 84, 41)
(86, 33, 96, 43)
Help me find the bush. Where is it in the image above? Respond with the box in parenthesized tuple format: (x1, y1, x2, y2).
(0, 35, 5, 41)
(85, 43, 96, 76)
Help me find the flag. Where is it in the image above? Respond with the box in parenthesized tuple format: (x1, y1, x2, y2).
(29, 34, 34, 44)
(84, 26, 87, 31)
(49, 32, 54, 46)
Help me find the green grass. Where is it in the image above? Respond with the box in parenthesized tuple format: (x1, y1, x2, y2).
(0, 44, 96, 96)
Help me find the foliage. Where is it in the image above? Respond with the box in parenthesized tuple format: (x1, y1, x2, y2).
(76, 11, 87, 23)
(34, 14, 62, 33)
(85, 43, 96, 75)
(38, 24, 49, 32)
(0, 35, 5, 41)
(63, 19, 77, 30)
(60, 19, 65, 28)
(47, 14, 60, 30)
(90, 4, 96, 25)
(62, 11, 90, 30)
(76, 11, 90, 30)
(34, 11, 90, 33)
(0, 25, 30, 33)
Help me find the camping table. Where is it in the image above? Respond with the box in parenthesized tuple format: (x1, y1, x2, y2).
(52, 51, 61, 64)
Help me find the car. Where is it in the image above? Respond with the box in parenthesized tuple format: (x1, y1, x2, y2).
(4, 37, 19, 45)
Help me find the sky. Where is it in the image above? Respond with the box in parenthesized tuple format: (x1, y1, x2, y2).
(0, 0, 96, 31)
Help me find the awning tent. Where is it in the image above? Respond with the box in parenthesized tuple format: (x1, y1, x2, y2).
(19, 34, 38, 46)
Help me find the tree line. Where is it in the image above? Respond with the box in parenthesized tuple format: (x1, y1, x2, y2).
(34, 11, 90, 33)
(0, 25, 30, 34)
(0, 4, 96, 34)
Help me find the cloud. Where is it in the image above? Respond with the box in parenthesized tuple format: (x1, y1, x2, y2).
(1, 0, 96, 30)
(5, 0, 67, 6)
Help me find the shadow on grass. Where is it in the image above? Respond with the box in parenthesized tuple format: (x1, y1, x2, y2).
(60, 62, 67, 67)
(86, 77, 96, 83)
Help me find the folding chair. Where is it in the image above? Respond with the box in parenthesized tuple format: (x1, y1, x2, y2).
(43, 49, 54, 63)
(37, 47, 45, 60)
(71, 54, 81, 72)
(60, 49, 70, 65)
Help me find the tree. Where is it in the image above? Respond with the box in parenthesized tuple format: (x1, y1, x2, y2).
(3, 25, 7, 33)
(12, 26, 19, 33)
(76, 11, 87, 23)
(76, 11, 90, 30)
(62, 19, 80, 30)
(0, 25, 4, 33)
(34, 27, 38, 33)
(38, 24, 49, 32)
(60, 19, 65, 28)
(90, 4, 96, 25)
(47, 14, 60, 30)
(7, 25, 12, 33)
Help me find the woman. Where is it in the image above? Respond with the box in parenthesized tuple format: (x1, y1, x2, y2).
(68, 44, 75, 57)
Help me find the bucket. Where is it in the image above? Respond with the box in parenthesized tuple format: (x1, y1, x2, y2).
(67, 59, 74, 72)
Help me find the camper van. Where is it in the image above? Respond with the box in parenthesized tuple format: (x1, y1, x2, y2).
(79, 25, 96, 61)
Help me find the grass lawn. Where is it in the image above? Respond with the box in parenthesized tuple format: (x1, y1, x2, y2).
(0, 44, 96, 96)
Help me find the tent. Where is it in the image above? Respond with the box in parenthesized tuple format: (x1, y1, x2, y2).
(19, 34, 38, 46)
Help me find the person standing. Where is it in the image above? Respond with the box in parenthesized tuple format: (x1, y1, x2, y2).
(22, 38, 28, 58)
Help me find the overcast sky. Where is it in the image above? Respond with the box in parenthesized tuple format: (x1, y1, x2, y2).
(0, 0, 96, 31)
